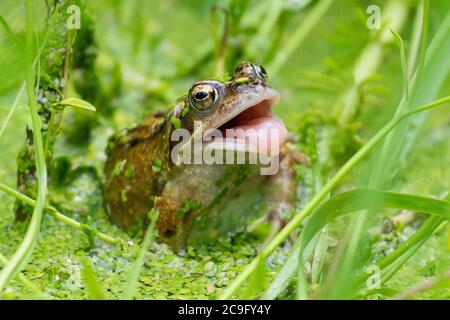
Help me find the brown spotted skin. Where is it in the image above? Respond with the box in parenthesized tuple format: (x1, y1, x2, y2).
(103, 62, 299, 252)
(104, 113, 170, 231)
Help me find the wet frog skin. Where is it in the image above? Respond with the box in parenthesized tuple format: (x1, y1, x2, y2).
(104, 62, 298, 252)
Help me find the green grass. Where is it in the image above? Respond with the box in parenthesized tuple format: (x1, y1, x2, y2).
(0, 0, 48, 292)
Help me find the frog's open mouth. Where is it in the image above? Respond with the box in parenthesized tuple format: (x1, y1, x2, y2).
(205, 94, 287, 155)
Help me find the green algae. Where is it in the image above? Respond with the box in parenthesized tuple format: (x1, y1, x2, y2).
(0, 159, 286, 299)
(0, 206, 285, 299)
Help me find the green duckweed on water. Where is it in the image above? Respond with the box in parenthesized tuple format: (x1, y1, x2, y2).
(0, 197, 284, 299)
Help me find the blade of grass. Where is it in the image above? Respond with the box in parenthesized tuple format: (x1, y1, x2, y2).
(80, 258, 108, 300)
(121, 206, 159, 300)
(0, 23, 50, 142)
(240, 256, 266, 299)
(391, 29, 410, 103)
(380, 241, 427, 284)
(310, 226, 328, 285)
(296, 233, 309, 300)
(380, 216, 445, 272)
(334, 0, 410, 124)
(298, 127, 327, 299)
(0, 0, 48, 292)
(307, 128, 328, 287)
(268, 0, 333, 76)
(0, 181, 120, 245)
(263, 231, 318, 299)
(407, 2, 424, 78)
(380, 218, 446, 285)
(416, 0, 429, 85)
(0, 252, 42, 296)
(15, 0, 77, 220)
(264, 127, 324, 300)
(263, 235, 302, 299)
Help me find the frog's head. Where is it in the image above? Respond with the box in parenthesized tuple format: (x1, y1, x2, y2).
(175, 61, 287, 155)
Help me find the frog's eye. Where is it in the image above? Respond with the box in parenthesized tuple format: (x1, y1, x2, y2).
(189, 84, 219, 111)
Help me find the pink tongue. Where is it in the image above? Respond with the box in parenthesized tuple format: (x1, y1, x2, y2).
(225, 115, 288, 155)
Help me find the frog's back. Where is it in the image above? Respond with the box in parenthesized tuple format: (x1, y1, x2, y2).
(103, 112, 170, 231)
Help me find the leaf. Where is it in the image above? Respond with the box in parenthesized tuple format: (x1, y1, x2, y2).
(381, 5, 450, 184)
(54, 97, 96, 112)
(80, 258, 108, 300)
(122, 206, 159, 300)
(302, 188, 450, 248)
(262, 244, 296, 300)
(263, 234, 318, 299)
(390, 28, 409, 103)
(240, 256, 266, 299)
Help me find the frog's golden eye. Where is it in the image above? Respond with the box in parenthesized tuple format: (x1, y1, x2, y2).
(189, 85, 219, 111)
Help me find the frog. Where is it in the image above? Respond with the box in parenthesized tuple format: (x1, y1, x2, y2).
(103, 62, 301, 252)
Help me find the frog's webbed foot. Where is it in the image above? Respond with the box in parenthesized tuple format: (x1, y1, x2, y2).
(154, 196, 190, 254)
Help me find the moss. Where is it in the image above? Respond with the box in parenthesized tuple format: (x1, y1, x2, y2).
(170, 116, 181, 129)
(111, 159, 127, 177)
(120, 190, 128, 203)
(151, 159, 162, 173)
(124, 165, 135, 178)
(0, 203, 282, 299)
(181, 107, 189, 117)
(177, 197, 201, 220)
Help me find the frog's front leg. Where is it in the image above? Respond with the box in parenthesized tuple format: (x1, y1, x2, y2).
(259, 145, 307, 246)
